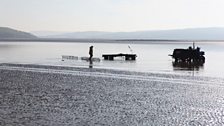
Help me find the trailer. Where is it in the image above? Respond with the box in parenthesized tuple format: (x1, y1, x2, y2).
(102, 53, 137, 60)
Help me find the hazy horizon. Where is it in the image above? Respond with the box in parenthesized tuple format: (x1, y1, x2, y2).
(1, 0, 224, 32)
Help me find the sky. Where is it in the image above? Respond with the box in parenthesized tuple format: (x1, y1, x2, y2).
(1, 0, 224, 32)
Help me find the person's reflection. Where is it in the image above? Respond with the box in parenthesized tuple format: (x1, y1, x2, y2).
(89, 60, 93, 68)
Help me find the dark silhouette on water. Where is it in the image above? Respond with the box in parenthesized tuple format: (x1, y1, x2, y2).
(89, 46, 93, 61)
(170, 43, 205, 73)
(88, 46, 93, 68)
(169, 44, 205, 63)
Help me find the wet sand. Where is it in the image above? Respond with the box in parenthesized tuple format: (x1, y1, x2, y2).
(1, 63, 224, 125)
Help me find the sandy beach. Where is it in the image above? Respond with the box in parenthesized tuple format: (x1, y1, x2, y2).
(1, 63, 224, 125)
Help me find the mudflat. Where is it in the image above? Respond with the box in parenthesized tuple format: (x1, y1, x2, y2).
(1, 64, 224, 125)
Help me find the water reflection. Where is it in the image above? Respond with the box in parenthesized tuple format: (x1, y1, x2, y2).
(89, 60, 93, 68)
(172, 61, 204, 71)
(0, 42, 224, 77)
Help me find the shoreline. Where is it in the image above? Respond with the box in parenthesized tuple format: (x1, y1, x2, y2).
(0, 38, 224, 44)
(0, 63, 223, 81)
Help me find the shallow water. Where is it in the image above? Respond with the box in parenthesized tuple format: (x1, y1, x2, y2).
(0, 41, 224, 78)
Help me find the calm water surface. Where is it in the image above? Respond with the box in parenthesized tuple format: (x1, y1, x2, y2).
(0, 41, 224, 78)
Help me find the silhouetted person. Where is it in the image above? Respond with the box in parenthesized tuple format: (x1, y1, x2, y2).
(89, 46, 93, 61)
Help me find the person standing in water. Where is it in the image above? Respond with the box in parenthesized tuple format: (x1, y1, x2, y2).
(89, 46, 93, 61)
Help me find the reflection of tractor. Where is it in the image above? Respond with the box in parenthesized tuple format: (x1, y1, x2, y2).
(172, 61, 204, 71)
(169, 46, 205, 63)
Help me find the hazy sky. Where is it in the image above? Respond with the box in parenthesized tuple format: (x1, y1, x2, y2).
(1, 0, 224, 32)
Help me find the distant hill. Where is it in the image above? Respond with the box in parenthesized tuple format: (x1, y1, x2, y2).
(0, 27, 37, 39)
(34, 27, 224, 40)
